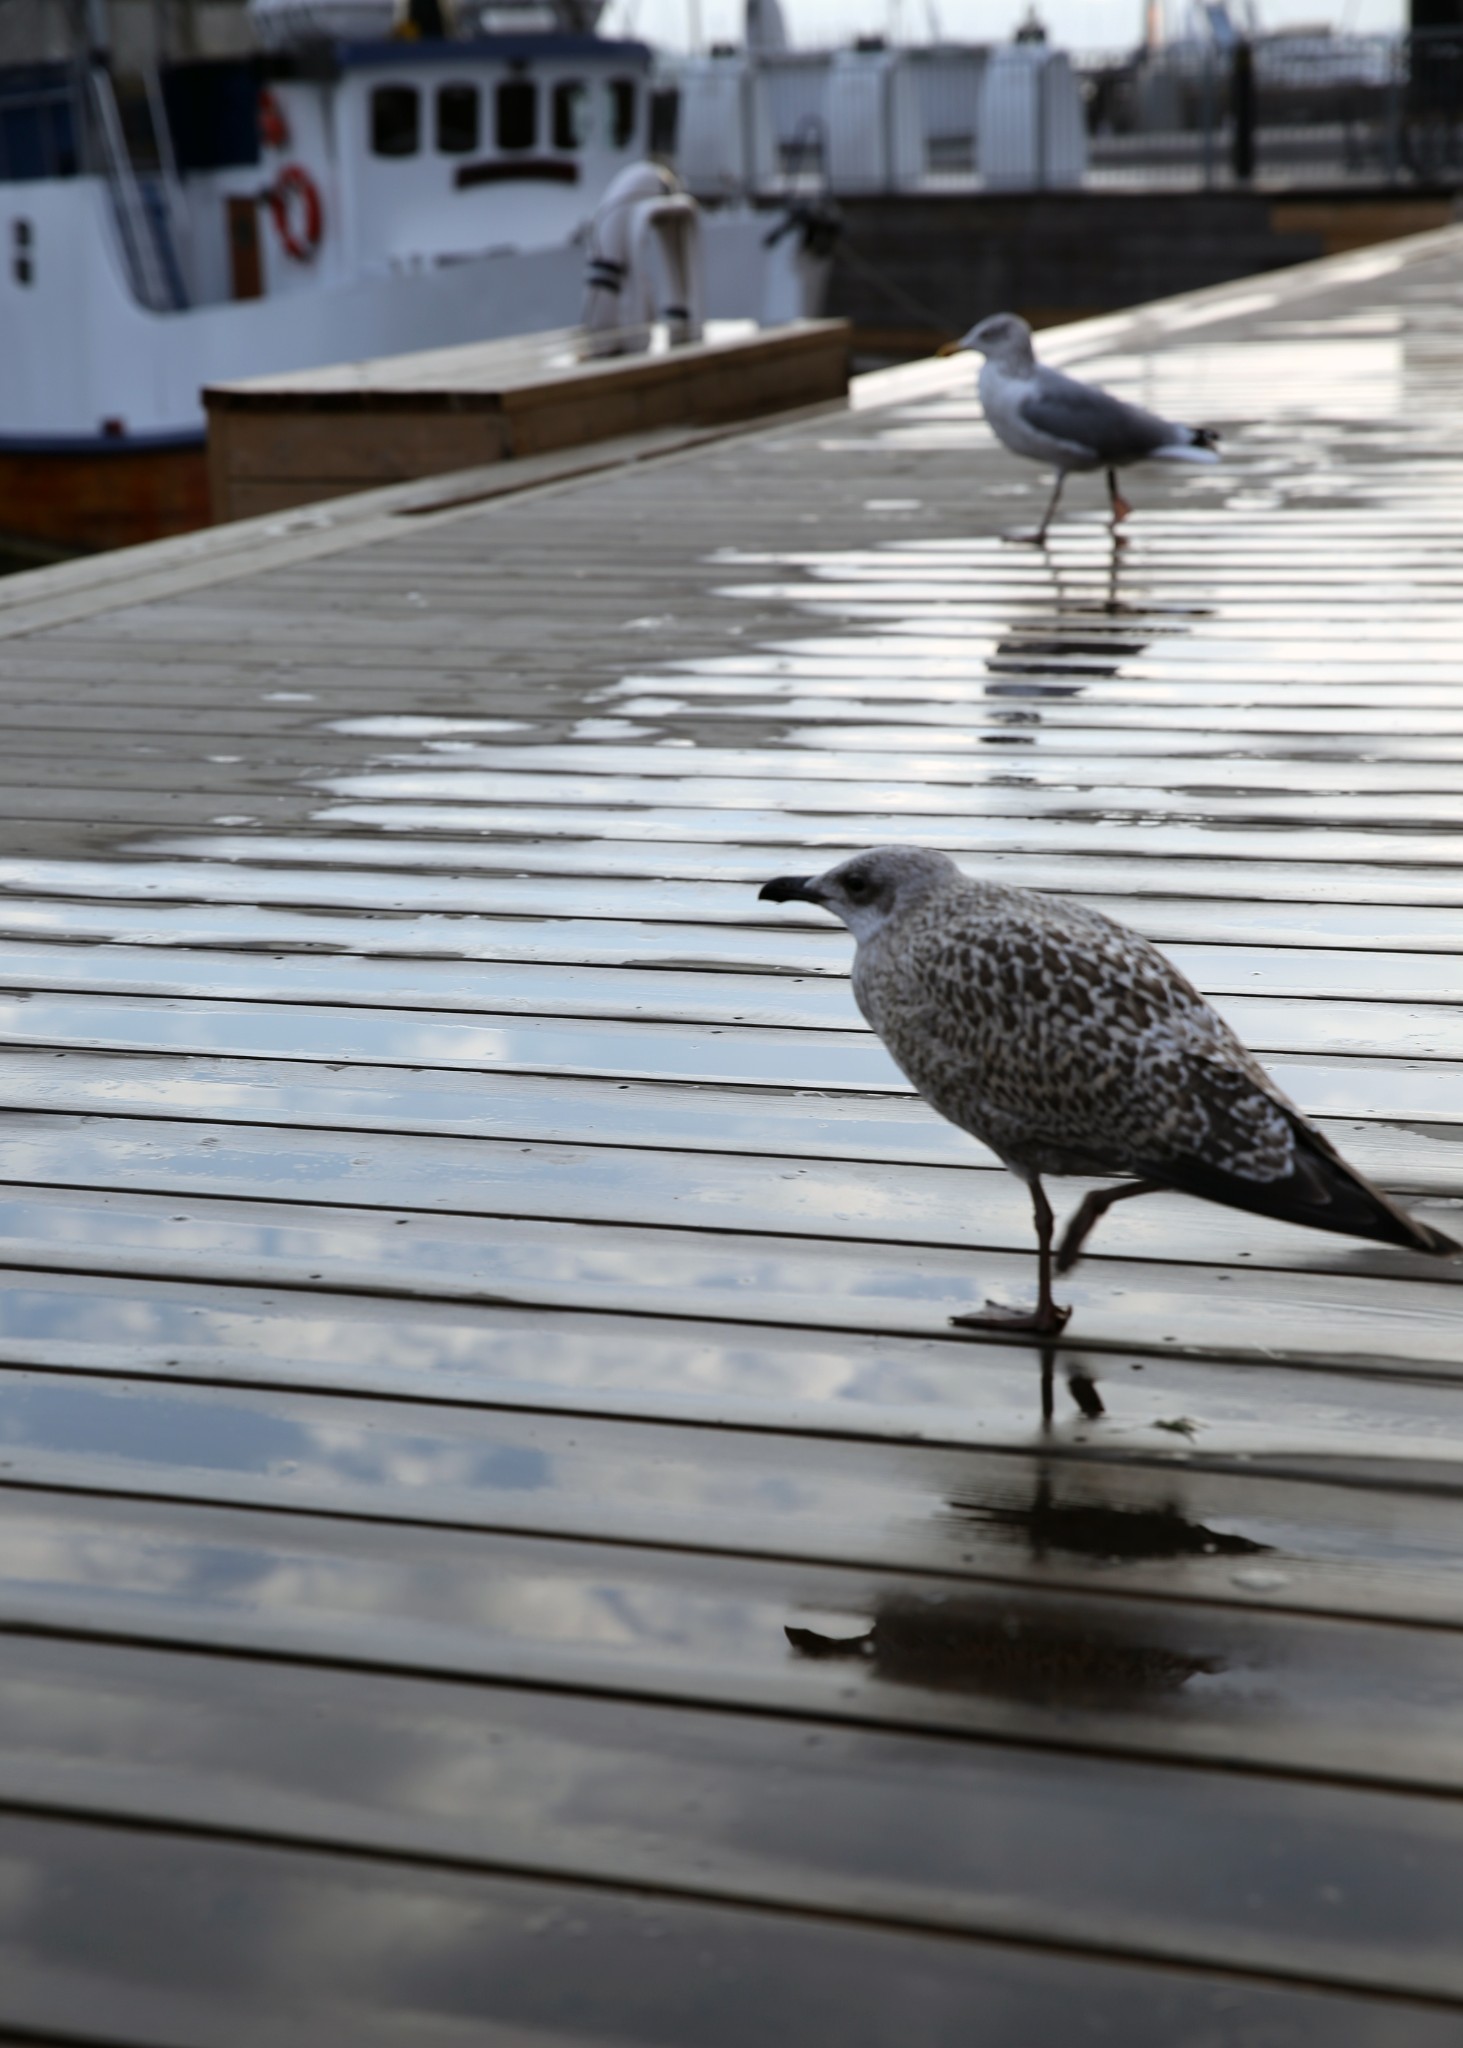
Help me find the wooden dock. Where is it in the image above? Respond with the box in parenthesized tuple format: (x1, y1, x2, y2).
(1, 227, 1462, 2042)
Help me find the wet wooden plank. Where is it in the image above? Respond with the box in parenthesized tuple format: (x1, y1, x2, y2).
(0, 422, 773, 646)
(5, 700, 1463, 766)
(305, 762, 1463, 809)
(28, 560, 1463, 611)
(2, 1051, 1454, 1199)
(8, 1488, 1463, 1802)
(311, 758, 1463, 803)
(0, 1108, 1458, 1280)
(14, 668, 1463, 738)
(0, 938, 1456, 1060)
(0, 1264, 1460, 1442)
(14, 842, 1463, 934)
(1, 995, 1460, 1133)
(314, 805, 1463, 871)
(6, 880, 1463, 957)
(106, 834, 1463, 907)
(0, 1184, 1458, 1376)
(8, 1253, 1458, 1449)
(5, 1811, 1455, 2048)
(14, 775, 1463, 841)
(15, 648, 1463, 699)
(9, 801, 1463, 888)
(6, 926, 1463, 1007)
(1, 1634, 1461, 2006)
(2, 1369, 1462, 1620)
(220, 811, 1463, 874)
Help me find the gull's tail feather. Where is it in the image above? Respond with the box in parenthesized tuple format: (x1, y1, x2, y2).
(1153, 426, 1221, 466)
(1151, 1109, 1460, 1259)
(1409, 1215, 1463, 1257)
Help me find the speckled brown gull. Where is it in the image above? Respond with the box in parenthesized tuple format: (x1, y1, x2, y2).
(759, 847, 1458, 1337)
(939, 312, 1220, 542)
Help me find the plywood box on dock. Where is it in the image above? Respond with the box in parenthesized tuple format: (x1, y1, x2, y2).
(204, 320, 850, 525)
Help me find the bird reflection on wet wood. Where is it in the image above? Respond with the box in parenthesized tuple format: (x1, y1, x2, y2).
(786, 1596, 1227, 1708)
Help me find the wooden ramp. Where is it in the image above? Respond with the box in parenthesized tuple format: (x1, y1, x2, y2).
(0, 228, 1462, 2043)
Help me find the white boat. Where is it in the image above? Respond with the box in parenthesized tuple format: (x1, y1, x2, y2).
(0, 0, 825, 553)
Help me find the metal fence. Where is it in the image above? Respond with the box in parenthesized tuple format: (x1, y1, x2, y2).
(1076, 29, 1463, 187)
(666, 29, 1463, 193)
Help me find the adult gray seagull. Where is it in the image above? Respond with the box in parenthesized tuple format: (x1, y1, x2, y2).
(759, 847, 1457, 1336)
(940, 312, 1220, 542)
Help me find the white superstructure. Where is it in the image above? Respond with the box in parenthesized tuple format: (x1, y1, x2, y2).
(0, 11, 815, 452)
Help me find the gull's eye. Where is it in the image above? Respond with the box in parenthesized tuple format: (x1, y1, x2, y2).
(843, 870, 873, 902)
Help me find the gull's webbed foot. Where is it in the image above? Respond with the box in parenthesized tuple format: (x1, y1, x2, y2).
(950, 1299, 1072, 1337)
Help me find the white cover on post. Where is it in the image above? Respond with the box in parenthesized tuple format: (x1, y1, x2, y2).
(977, 43, 1087, 188)
(677, 54, 777, 197)
(1038, 50, 1087, 186)
(826, 47, 924, 193)
(581, 161, 705, 355)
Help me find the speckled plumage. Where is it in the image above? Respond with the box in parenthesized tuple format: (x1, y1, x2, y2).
(851, 870, 1293, 1186)
(758, 846, 1457, 1334)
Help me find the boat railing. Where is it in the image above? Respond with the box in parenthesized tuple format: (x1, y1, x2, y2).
(85, 62, 189, 310)
(141, 59, 196, 301)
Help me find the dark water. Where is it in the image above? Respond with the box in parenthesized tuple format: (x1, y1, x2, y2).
(0, 548, 34, 578)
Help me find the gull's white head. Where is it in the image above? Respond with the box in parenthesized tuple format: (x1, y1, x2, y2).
(758, 846, 963, 944)
(942, 312, 1035, 372)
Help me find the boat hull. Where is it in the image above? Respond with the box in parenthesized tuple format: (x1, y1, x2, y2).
(0, 437, 210, 557)
(0, 172, 819, 555)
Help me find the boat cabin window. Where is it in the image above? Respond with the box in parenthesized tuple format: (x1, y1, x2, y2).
(436, 83, 479, 153)
(0, 68, 78, 180)
(371, 84, 420, 156)
(551, 80, 589, 149)
(495, 77, 537, 150)
(608, 77, 638, 148)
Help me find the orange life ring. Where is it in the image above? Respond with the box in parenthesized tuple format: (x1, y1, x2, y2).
(266, 164, 323, 263)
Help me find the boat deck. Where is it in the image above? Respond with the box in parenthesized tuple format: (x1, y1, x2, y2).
(1, 229, 1462, 2043)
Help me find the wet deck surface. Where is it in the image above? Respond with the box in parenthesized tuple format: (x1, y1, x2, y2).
(1, 232, 1463, 2042)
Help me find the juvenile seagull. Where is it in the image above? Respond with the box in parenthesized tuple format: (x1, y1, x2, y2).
(759, 848, 1457, 1336)
(940, 312, 1220, 542)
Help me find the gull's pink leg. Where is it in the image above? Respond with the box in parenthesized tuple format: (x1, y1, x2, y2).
(951, 1178, 1072, 1337)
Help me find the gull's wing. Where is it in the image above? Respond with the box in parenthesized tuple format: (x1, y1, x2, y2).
(868, 889, 1456, 1258)
(1130, 1060, 1459, 1255)
(1018, 365, 1182, 466)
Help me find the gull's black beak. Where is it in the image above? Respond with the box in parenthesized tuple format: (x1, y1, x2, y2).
(758, 875, 821, 904)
